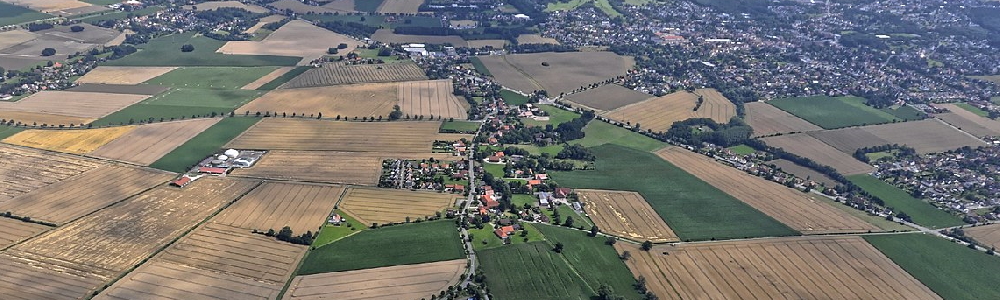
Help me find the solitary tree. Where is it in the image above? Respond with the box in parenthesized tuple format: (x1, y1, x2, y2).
(70, 25, 85, 32)
(641, 240, 653, 251)
(553, 242, 564, 253)
(40, 48, 56, 56)
(589, 225, 599, 237)
(181, 44, 195, 52)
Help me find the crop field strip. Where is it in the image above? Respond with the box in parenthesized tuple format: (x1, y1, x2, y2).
(230, 151, 455, 185)
(238, 83, 399, 119)
(745, 102, 822, 137)
(0, 164, 174, 225)
(158, 223, 307, 283)
(89, 118, 221, 165)
(657, 147, 880, 234)
(0, 252, 108, 300)
(227, 119, 446, 152)
(75, 66, 177, 85)
(339, 187, 457, 225)
(67, 83, 170, 95)
(0, 91, 148, 118)
(283, 259, 466, 300)
(933, 105, 1000, 138)
(0, 218, 49, 250)
(576, 189, 679, 242)
(563, 84, 652, 111)
(281, 62, 428, 88)
(95, 262, 281, 300)
(398, 79, 469, 119)
(957, 223, 1000, 249)
(0, 110, 94, 127)
(477, 52, 633, 95)
(242, 67, 295, 90)
(601, 90, 735, 133)
(809, 118, 986, 154)
(3, 126, 135, 154)
(218, 20, 358, 65)
(616, 236, 941, 300)
(212, 181, 343, 233)
(762, 133, 874, 175)
(143, 66, 280, 90)
(0, 144, 104, 200)
(376, 0, 423, 13)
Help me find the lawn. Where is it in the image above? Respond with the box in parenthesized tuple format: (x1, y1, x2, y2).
(354, 0, 386, 12)
(848, 175, 965, 228)
(726, 144, 755, 155)
(575, 121, 666, 152)
(516, 144, 564, 156)
(0, 2, 51, 26)
(553, 144, 797, 241)
(768, 96, 899, 129)
(312, 211, 365, 248)
(257, 66, 310, 90)
(468, 222, 545, 250)
(955, 103, 989, 117)
(483, 163, 505, 178)
(297, 220, 465, 274)
(523, 104, 580, 127)
(865, 233, 1000, 300)
(478, 242, 594, 300)
(0, 126, 24, 140)
(536, 224, 639, 299)
(143, 67, 278, 89)
(511, 194, 537, 207)
(469, 56, 492, 76)
(149, 117, 260, 173)
(500, 89, 529, 106)
(440, 120, 480, 133)
(104, 32, 300, 67)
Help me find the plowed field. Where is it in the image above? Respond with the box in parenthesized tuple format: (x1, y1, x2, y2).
(227, 119, 445, 152)
(212, 181, 343, 233)
(339, 187, 457, 225)
(89, 118, 220, 165)
(577, 189, 678, 242)
(398, 79, 469, 119)
(284, 259, 466, 300)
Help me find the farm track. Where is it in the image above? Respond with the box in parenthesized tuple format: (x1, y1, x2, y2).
(577, 189, 679, 242)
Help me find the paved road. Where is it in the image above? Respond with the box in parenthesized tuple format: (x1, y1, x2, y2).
(459, 116, 489, 300)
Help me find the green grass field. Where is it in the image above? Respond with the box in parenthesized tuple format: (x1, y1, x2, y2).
(955, 103, 989, 117)
(726, 144, 755, 155)
(144, 67, 278, 89)
(484, 163, 505, 178)
(516, 144, 564, 156)
(104, 33, 300, 67)
(297, 220, 465, 274)
(546, 0, 589, 11)
(501, 90, 530, 106)
(469, 56, 492, 76)
(512, 194, 536, 207)
(94, 89, 262, 126)
(848, 175, 965, 228)
(479, 242, 593, 300)
(768, 96, 899, 129)
(575, 121, 666, 152)
(149, 117, 260, 173)
(354, 0, 385, 12)
(882, 105, 926, 120)
(593, 0, 623, 17)
(312, 211, 365, 248)
(536, 225, 639, 299)
(468, 222, 545, 250)
(0, 126, 24, 140)
(75, 6, 162, 22)
(523, 105, 580, 127)
(257, 66, 309, 90)
(0, 2, 51, 26)
(81, 0, 122, 5)
(865, 233, 1000, 300)
(553, 144, 798, 241)
(992, 97, 1000, 105)
(440, 120, 480, 133)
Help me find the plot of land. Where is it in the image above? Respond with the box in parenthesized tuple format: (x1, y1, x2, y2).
(0, 90, 147, 119)
(398, 79, 469, 119)
(965, 224, 1000, 250)
(0, 253, 107, 300)
(339, 188, 457, 225)
(372, 29, 467, 47)
(933, 103, 1000, 137)
(516, 34, 560, 44)
(231, 151, 454, 185)
(242, 66, 294, 90)
(284, 259, 465, 300)
(766, 159, 838, 186)
(239, 83, 397, 119)
(155, 222, 306, 283)
(282, 62, 428, 88)
(219, 20, 358, 65)
(298, 220, 464, 274)
(745, 102, 822, 137)
(564, 84, 651, 111)
(0, 144, 103, 200)
(0, 29, 38, 49)
(0, 3, 51, 27)
(617, 236, 940, 300)
(657, 147, 879, 234)
(576, 189, 678, 242)
(602, 89, 735, 132)
(227, 119, 447, 152)
(762, 133, 873, 175)
(0, 0, 90, 14)
(866, 233, 1000, 300)
(212, 181, 343, 233)
(809, 118, 985, 154)
(89, 118, 222, 165)
(105, 32, 301, 67)
(144, 66, 279, 90)
(478, 52, 632, 94)
(95, 260, 283, 300)
(270, 0, 353, 13)
(3, 126, 135, 154)
(768, 96, 900, 129)
(0, 218, 48, 250)
(76, 66, 177, 85)
(376, 0, 422, 13)
(68, 83, 170, 95)
(186, 0, 269, 12)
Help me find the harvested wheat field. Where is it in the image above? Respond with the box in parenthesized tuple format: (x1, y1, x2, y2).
(159, 223, 307, 283)
(616, 236, 941, 300)
(3, 126, 135, 154)
(0, 165, 173, 225)
(340, 187, 457, 225)
(809, 118, 986, 154)
(564, 84, 651, 112)
(398, 79, 469, 119)
(95, 261, 283, 300)
(602, 90, 735, 133)
(0, 144, 103, 200)
(0, 91, 148, 119)
(9, 177, 258, 278)
(657, 147, 878, 234)
(228, 119, 445, 152)
(219, 20, 358, 65)
(284, 259, 466, 300)
(467, 39, 506, 49)
(187, 0, 269, 12)
(934, 103, 1000, 137)
(0, 0, 90, 12)
(244, 15, 287, 34)
(0, 253, 108, 300)
(213, 181, 343, 233)
(0, 30, 37, 50)
(282, 62, 428, 88)
(745, 102, 821, 137)
(0, 218, 49, 250)
(377, 0, 423, 13)
(576, 189, 678, 242)
(242, 66, 294, 89)
(76, 67, 177, 85)
(516, 34, 560, 45)
(762, 133, 873, 175)
(964, 224, 1000, 250)
(89, 118, 221, 165)
(239, 83, 398, 119)
(0, 110, 93, 127)
(478, 52, 632, 94)
(232, 151, 457, 185)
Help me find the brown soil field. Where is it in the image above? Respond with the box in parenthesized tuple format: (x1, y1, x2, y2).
(809, 118, 986, 154)
(68, 83, 170, 95)
(159, 223, 307, 283)
(964, 223, 1000, 250)
(934, 103, 1000, 137)
(90, 118, 221, 165)
(0, 165, 173, 225)
(377, 0, 423, 13)
(239, 83, 398, 119)
(0, 91, 147, 118)
(0, 253, 107, 300)
(0, 0, 90, 12)
(4, 126, 136, 154)
(766, 159, 838, 187)
(95, 260, 283, 300)
(478, 52, 633, 94)
(746, 102, 822, 137)
(602, 90, 735, 133)
(762, 133, 873, 175)
(564, 84, 651, 112)
(615, 236, 941, 300)
(0, 144, 103, 201)
(282, 62, 428, 88)
(231, 150, 457, 185)
(576, 189, 678, 243)
(372, 29, 468, 47)
(284, 259, 466, 300)
(242, 66, 294, 89)
(219, 20, 359, 65)
(0, 110, 93, 126)
(187, 1, 269, 13)
(212, 181, 343, 233)
(398, 79, 469, 119)
(269, 0, 352, 13)
(340, 187, 458, 225)
(0, 30, 37, 50)
(9, 177, 258, 278)
(0, 218, 49, 250)
(322, 0, 354, 12)
(516, 34, 560, 45)
(657, 147, 879, 234)
(76, 67, 177, 85)
(467, 39, 507, 49)
(227, 119, 447, 152)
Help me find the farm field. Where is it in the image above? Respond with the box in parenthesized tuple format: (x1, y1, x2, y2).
(552, 144, 797, 241)
(212, 181, 343, 233)
(3, 126, 135, 154)
(157, 223, 307, 284)
(0, 218, 49, 250)
(149, 117, 259, 173)
(270, 0, 350, 13)
(68, 83, 170, 95)
(283, 259, 466, 300)
(745, 101, 821, 137)
(398, 79, 469, 119)
(372, 29, 468, 47)
(576, 120, 666, 151)
(242, 66, 294, 90)
(76, 66, 176, 84)
(339, 187, 458, 225)
(767, 96, 899, 129)
(477, 52, 633, 94)
(256, 66, 310, 90)
(0, 29, 37, 50)
(478, 242, 592, 300)
(766, 159, 838, 186)
(522, 104, 580, 127)
(239, 83, 397, 119)
(94, 88, 263, 126)
(866, 233, 1000, 300)
(0, 253, 107, 299)
(0, 90, 148, 119)
(563, 84, 650, 111)
(516, 34, 560, 44)
(89, 118, 221, 165)
(809, 118, 986, 154)
(602, 90, 735, 133)
(440, 120, 480, 132)
(219, 20, 359, 65)
(227, 119, 447, 152)
(281, 61, 428, 88)
(0, 144, 103, 200)
(963, 223, 1000, 249)
(185, 0, 269, 12)
(534, 224, 644, 300)
(0, 126, 21, 139)
(0, 2, 51, 26)
(657, 147, 879, 234)
(376, 0, 422, 14)
(94, 261, 284, 300)
(144, 66, 278, 89)
(8, 177, 257, 278)
(1, 0, 91, 12)
(105, 32, 301, 67)
(761, 133, 874, 175)
(467, 39, 507, 48)
(618, 236, 940, 300)
(934, 103, 1000, 137)
(298, 220, 464, 274)
(848, 175, 965, 228)
(576, 189, 678, 242)
(231, 151, 382, 185)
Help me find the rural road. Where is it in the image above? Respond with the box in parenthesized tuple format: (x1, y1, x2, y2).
(459, 115, 489, 300)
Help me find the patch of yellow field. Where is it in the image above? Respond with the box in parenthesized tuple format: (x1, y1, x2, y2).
(3, 126, 135, 154)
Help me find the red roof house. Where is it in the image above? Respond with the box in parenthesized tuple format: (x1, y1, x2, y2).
(494, 225, 516, 238)
(170, 177, 192, 187)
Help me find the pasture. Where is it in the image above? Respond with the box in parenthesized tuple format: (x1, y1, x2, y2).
(618, 236, 940, 300)
(284, 259, 466, 300)
(144, 67, 279, 89)
(522, 104, 579, 127)
(744, 101, 821, 136)
(227, 119, 447, 152)
(657, 147, 879, 234)
(398, 79, 469, 119)
(866, 233, 1000, 300)
(0, 218, 49, 250)
(281, 61, 428, 88)
(0, 2, 51, 26)
(809, 118, 986, 154)
(478, 52, 633, 94)
(761, 133, 874, 175)
(563, 84, 651, 111)
(576, 189, 678, 242)
(0, 90, 148, 119)
(339, 188, 458, 226)
(767, 96, 899, 129)
(3, 126, 135, 154)
(847, 174, 964, 228)
(218, 20, 359, 65)
(239, 83, 398, 119)
(552, 144, 797, 241)
(602, 90, 735, 133)
(934, 103, 1000, 137)
(90, 118, 221, 165)
(0, 144, 103, 200)
(149, 117, 259, 173)
(212, 182, 343, 233)
(575, 121, 666, 151)
(75, 66, 176, 85)
(105, 32, 300, 67)
(298, 220, 464, 274)
(94, 88, 263, 126)
(964, 223, 1000, 249)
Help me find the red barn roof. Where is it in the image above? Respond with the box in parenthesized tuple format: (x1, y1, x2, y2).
(170, 177, 192, 187)
(198, 167, 227, 174)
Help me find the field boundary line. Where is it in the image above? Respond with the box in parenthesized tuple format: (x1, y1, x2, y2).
(501, 55, 544, 91)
